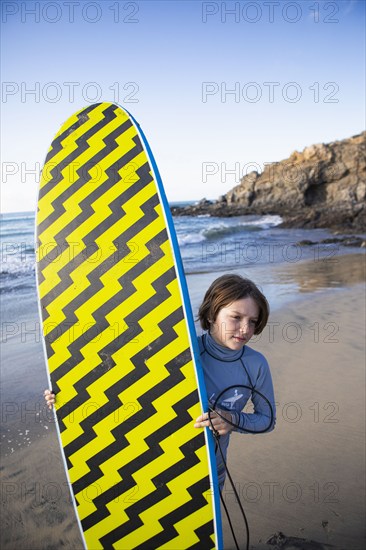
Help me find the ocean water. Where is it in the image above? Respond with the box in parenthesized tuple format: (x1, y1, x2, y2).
(0, 208, 362, 298)
(1, 212, 36, 294)
(174, 212, 323, 273)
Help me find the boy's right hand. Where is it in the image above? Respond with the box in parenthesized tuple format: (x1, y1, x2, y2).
(44, 389, 55, 410)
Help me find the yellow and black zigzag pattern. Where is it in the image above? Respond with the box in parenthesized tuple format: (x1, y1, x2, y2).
(36, 103, 217, 549)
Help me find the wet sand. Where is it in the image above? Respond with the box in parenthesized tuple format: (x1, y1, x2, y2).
(1, 253, 365, 549)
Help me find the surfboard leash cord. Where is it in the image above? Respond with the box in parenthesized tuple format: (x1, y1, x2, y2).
(208, 385, 275, 550)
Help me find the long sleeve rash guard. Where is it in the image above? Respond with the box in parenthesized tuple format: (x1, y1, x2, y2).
(198, 332, 276, 487)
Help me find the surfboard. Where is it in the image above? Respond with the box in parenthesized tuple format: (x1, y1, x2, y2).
(35, 102, 222, 549)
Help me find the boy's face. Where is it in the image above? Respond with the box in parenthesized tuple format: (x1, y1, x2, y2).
(209, 297, 259, 351)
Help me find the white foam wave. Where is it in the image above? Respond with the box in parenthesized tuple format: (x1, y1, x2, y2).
(246, 215, 283, 227)
(177, 233, 206, 246)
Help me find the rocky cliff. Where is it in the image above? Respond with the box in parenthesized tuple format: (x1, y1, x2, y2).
(172, 131, 365, 232)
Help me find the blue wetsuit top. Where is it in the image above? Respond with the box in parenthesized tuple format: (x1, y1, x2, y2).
(198, 332, 276, 487)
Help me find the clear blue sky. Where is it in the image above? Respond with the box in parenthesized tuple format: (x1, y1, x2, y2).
(1, 0, 365, 212)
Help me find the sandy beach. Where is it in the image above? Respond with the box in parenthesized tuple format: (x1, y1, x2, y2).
(1, 253, 365, 549)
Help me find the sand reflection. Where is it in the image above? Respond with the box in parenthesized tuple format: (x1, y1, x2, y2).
(274, 253, 365, 293)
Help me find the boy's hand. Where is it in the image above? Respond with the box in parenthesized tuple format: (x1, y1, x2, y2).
(194, 410, 233, 436)
(44, 389, 55, 410)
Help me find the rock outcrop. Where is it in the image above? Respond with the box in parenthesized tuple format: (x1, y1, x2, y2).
(172, 132, 365, 232)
